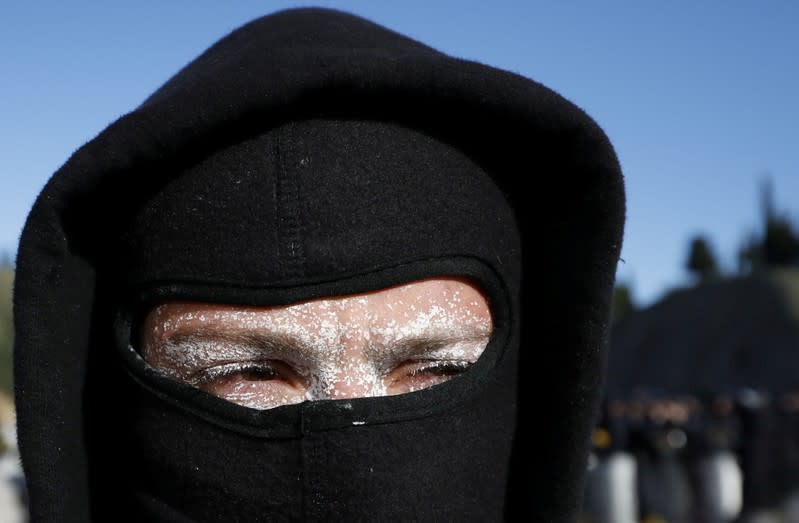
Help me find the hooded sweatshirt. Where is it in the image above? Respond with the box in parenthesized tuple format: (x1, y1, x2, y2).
(13, 7, 625, 522)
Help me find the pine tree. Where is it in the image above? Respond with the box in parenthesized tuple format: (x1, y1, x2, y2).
(686, 236, 719, 283)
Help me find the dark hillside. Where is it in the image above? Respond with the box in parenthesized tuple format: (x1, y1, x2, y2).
(606, 268, 799, 397)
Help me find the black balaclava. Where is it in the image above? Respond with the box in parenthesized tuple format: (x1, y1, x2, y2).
(13, 7, 625, 522)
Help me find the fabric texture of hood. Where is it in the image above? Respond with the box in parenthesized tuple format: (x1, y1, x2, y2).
(13, 7, 625, 522)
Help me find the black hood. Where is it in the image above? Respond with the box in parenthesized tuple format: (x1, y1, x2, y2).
(13, 7, 625, 522)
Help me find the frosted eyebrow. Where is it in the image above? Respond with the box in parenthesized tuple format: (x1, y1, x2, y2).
(384, 335, 489, 356)
(165, 326, 318, 362)
(364, 333, 491, 369)
(161, 326, 490, 366)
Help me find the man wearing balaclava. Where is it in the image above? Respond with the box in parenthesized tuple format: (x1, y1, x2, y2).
(13, 7, 625, 522)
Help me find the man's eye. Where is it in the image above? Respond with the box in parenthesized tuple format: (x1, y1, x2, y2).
(186, 360, 306, 410)
(407, 361, 472, 378)
(191, 361, 283, 387)
(387, 360, 473, 394)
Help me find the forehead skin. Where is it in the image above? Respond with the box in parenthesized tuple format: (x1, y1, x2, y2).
(140, 277, 493, 406)
(144, 277, 491, 346)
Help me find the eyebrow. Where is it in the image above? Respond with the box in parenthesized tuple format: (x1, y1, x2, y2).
(166, 327, 318, 363)
(164, 326, 490, 363)
(370, 335, 489, 359)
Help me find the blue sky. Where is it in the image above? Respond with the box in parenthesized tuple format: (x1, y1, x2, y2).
(1, 2, 797, 307)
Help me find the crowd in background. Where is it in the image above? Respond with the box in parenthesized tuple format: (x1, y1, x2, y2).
(3, 384, 799, 522)
(580, 387, 799, 523)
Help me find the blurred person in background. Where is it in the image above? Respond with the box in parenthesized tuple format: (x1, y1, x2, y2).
(735, 388, 782, 523)
(775, 391, 799, 522)
(582, 398, 639, 523)
(632, 393, 695, 523)
(672, 392, 747, 523)
(12, 7, 625, 522)
(687, 393, 743, 523)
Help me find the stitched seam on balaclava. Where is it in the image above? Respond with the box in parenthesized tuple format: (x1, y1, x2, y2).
(276, 123, 306, 279)
(302, 430, 321, 521)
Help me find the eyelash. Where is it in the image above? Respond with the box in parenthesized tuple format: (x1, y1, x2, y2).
(191, 358, 473, 387)
(407, 360, 472, 378)
(190, 361, 281, 386)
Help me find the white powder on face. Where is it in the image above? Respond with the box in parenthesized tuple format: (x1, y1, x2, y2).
(141, 278, 493, 409)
